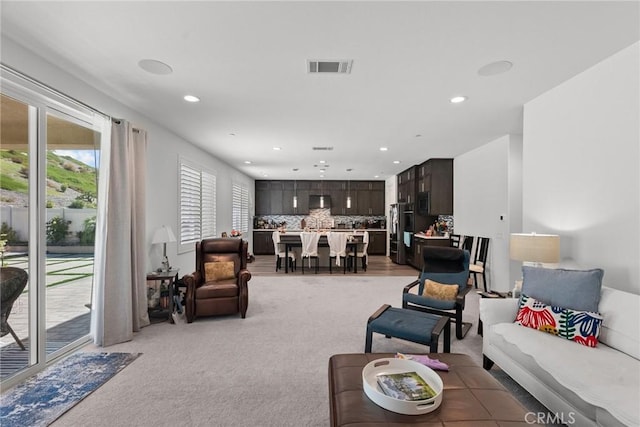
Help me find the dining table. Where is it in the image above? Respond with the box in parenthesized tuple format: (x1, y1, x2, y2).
(279, 232, 365, 273)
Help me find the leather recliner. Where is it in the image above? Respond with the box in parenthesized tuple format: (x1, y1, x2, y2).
(183, 238, 251, 322)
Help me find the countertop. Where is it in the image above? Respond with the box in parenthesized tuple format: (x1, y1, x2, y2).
(414, 233, 450, 240)
(254, 229, 387, 232)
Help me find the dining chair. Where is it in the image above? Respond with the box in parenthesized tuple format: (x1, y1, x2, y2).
(272, 231, 296, 272)
(300, 232, 320, 274)
(327, 232, 348, 274)
(350, 231, 369, 272)
(469, 237, 490, 292)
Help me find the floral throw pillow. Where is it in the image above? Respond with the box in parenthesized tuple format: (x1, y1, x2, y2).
(515, 294, 603, 348)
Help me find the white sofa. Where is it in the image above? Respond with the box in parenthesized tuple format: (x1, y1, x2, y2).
(480, 286, 640, 427)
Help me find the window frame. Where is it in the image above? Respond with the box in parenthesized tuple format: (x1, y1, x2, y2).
(232, 182, 249, 234)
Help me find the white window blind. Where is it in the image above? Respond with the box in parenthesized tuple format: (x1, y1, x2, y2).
(179, 159, 216, 251)
(232, 183, 249, 233)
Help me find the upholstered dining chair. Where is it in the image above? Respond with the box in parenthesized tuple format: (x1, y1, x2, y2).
(327, 232, 348, 274)
(272, 230, 296, 272)
(183, 238, 251, 322)
(350, 231, 369, 272)
(300, 232, 320, 274)
(402, 246, 472, 339)
(1, 267, 28, 350)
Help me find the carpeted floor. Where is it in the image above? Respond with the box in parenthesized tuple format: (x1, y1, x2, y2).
(47, 275, 547, 426)
(0, 352, 140, 427)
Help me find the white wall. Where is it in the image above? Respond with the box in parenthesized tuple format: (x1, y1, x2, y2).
(1, 37, 255, 274)
(523, 42, 639, 293)
(454, 134, 523, 292)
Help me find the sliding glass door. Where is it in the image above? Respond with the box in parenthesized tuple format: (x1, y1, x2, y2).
(0, 68, 108, 388)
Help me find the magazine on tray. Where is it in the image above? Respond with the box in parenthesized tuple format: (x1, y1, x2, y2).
(376, 371, 437, 401)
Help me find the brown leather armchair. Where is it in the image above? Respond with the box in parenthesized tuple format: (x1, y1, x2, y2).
(183, 238, 251, 322)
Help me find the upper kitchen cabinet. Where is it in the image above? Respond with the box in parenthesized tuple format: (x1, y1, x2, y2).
(354, 181, 385, 215)
(255, 181, 272, 215)
(397, 166, 417, 204)
(416, 159, 453, 215)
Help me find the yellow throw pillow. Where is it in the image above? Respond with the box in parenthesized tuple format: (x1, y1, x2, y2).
(422, 279, 458, 301)
(204, 261, 236, 282)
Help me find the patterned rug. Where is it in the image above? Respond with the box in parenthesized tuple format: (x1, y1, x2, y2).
(0, 352, 141, 427)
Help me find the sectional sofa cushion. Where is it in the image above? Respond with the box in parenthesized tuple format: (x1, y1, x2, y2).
(521, 266, 604, 312)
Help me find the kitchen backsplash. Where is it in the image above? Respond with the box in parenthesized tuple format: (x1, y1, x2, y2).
(254, 209, 386, 230)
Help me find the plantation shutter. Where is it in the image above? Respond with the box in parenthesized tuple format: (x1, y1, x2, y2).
(179, 162, 201, 245)
(179, 158, 217, 251)
(201, 171, 216, 239)
(232, 183, 249, 233)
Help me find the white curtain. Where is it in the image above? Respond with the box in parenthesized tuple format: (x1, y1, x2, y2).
(92, 119, 149, 346)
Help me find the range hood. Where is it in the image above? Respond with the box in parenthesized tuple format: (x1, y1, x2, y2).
(309, 195, 331, 209)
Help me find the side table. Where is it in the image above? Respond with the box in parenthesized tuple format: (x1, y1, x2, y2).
(146, 269, 179, 324)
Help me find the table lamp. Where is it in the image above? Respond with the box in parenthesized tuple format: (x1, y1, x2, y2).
(510, 233, 560, 297)
(510, 233, 560, 266)
(152, 225, 177, 271)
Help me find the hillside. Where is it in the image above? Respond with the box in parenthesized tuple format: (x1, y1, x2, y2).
(0, 149, 97, 209)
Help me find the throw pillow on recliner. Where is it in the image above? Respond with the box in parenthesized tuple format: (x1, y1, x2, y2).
(422, 279, 458, 301)
(204, 261, 236, 282)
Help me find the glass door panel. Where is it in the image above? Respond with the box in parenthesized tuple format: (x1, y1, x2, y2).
(0, 94, 34, 380)
(45, 112, 99, 358)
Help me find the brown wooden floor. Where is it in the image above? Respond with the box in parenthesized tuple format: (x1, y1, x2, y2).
(248, 254, 418, 277)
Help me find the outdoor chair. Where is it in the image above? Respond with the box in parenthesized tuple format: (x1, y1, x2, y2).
(1, 267, 29, 350)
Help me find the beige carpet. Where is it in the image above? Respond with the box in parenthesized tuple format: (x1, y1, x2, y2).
(51, 275, 539, 426)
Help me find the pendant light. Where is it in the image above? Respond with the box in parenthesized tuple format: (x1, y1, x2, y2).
(320, 179, 324, 208)
(346, 180, 352, 209)
(293, 180, 298, 209)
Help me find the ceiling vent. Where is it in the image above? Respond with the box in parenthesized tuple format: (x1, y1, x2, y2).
(312, 146, 334, 151)
(307, 60, 353, 74)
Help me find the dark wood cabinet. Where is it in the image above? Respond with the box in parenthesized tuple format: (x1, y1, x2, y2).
(416, 159, 453, 215)
(253, 231, 275, 255)
(367, 230, 387, 255)
(397, 166, 416, 204)
(255, 180, 385, 216)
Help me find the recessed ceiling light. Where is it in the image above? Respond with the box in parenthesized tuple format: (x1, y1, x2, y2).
(393, 160, 400, 164)
(478, 60, 513, 76)
(379, 147, 388, 151)
(184, 95, 200, 103)
(450, 96, 467, 104)
(273, 147, 281, 151)
(244, 161, 252, 164)
(138, 59, 173, 75)
(320, 174, 325, 178)
(319, 160, 326, 164)
(374, 175, 379, 178)
(319, 169, 326, 173)
(262, 174, 268, 177)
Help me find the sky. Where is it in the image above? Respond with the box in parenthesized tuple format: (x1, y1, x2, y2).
(54, 150, 99, 169)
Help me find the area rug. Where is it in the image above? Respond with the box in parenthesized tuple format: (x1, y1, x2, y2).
(0, 352, 141, 427)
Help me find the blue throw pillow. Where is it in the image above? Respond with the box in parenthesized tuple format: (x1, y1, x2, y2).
(521, 266, 604, 312)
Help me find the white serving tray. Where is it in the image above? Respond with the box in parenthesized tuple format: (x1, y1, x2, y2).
(362, 357, 443, 415)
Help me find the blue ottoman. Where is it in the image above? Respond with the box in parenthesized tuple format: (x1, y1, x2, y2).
(365, 304, 451, 353)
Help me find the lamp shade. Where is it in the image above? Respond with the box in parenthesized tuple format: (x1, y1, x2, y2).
(152, 225, 177, 245)
(510, 233, 560, 263)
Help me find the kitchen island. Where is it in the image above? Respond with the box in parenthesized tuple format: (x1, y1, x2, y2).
(410, 233, 451, 270)
(253, 229, 387, 256)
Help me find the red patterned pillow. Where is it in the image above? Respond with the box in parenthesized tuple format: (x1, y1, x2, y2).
(515, 294, 603, 348)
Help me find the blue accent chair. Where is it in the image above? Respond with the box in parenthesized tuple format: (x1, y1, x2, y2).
(402, 246, 472, 339)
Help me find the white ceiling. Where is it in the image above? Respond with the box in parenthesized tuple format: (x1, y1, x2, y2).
(1, 1, 638, 180)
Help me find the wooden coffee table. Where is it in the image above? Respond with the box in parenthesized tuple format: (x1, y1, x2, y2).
(328, 353, 536, 426)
